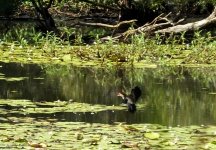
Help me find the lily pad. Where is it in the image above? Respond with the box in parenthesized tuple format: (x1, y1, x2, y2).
(62, 54, 71, 62)
(0, 121, 216, 149)
(144, 132, 160, 140)
(0, 99, 129, 114)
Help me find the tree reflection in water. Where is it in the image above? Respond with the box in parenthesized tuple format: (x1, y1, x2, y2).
(1, 62, 216, 126)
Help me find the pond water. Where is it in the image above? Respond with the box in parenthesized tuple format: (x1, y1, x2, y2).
(0, 62, 216, 127)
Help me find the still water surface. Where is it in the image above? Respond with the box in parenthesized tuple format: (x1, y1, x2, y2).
(0, 62, 216, 126)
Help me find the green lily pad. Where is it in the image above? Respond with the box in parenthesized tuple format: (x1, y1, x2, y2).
(62, 54, 71, 62)
(110, 139, 121, 144)
(0, 99, 130, 114)
(144, 132, 160, 140)
(0, 121, 216, 149)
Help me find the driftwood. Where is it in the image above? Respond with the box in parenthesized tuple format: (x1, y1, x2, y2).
(102, 13, 173, 41)
(102, 6, 216, 41)
(156, 6, 216, 33)
(126, 6, 216, 35)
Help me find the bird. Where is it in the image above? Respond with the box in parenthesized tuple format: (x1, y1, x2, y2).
(117, 86, 142, 112)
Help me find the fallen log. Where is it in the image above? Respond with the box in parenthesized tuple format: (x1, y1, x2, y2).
(156, 6, 216, 33)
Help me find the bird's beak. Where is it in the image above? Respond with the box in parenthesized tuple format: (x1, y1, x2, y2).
(117, 92, 124, 99)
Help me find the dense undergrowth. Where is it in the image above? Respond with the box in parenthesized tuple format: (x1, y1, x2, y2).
(1, 25, 216, 67)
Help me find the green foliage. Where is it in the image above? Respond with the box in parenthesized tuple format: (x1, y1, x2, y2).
(1, 26, 216, 66)
(1, 26, 63, 47)
(130, 0, 216, 15)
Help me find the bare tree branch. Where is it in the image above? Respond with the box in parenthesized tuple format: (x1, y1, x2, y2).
(77, 19, 137, 28)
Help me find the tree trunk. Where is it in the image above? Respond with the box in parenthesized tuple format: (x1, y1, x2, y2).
(31, 0, 58, 34)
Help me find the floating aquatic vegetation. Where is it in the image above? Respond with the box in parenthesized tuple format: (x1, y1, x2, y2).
(0, 99, 216, 149)
(144, 132, 160, 140)
(0, 120, 216, 149)
(0, 77, 28, 81)
(0, 99, 147, 115)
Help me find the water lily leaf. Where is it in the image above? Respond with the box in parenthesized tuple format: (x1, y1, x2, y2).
(144, 132, 160, 140)
(163, 141, 176, 146)
(62, 54, 71, 62)
(204, 142, 216, 149)
(35, 101, 68, 107)
(110, 139, 121, 144)
(121, 125, 139, 132)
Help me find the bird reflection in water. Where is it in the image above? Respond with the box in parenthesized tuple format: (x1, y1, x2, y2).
(117, 86, 142, 113)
